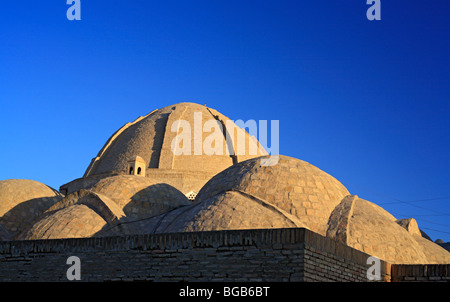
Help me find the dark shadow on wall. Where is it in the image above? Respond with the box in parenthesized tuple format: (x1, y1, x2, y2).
(205, 108, 237, 165)
(148, 113, 170, 168)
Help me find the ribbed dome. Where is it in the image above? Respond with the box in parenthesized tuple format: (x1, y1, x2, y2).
(196, 155, 349, 235)
(0, 179, 63, 237)
(75, 102, 267, 195)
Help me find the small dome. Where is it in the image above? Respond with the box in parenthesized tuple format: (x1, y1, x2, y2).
(326, 195, 450, 264)
(0, 179, 63, 236)
(18, 203, 108, 240)
(194, 155, 350, 235)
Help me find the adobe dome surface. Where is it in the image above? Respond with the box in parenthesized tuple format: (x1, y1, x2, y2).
(194, 155, 350, 235)
(75, 102, 267, 195)
(0, 179, 63, 237)
(19, 203, 108, 240)
(326, 195, 450, 264)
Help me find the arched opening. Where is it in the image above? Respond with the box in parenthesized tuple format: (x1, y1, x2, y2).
(127, 156, 146, 177)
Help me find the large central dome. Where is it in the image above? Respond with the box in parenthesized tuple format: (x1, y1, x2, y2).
(61, 102, 267, 195)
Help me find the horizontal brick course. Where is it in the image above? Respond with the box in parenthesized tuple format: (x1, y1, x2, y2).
(391, 264, 450, 282)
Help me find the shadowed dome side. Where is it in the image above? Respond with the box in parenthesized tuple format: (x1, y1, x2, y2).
(0, 179, 63, 237)
(88, 175, 191, 220)
(0, 225, 10, 241)
(326, 195, 450, 264)
(194, 155, 350, 235)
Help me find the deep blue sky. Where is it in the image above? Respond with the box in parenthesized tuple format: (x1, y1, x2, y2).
(1, 1, 449, 241)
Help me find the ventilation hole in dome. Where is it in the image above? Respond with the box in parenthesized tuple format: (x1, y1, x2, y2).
(186, 191, 198, 202)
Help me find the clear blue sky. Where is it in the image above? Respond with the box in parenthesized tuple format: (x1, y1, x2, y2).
(1, 1, 449, 241)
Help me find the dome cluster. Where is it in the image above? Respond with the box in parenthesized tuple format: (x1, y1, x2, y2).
(0, 103, 449, 265)
(16, 176, 191, 240)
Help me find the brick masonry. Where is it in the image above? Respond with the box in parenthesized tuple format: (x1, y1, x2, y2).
(391, 264, 450, 282)
(0, 228, 448, 282)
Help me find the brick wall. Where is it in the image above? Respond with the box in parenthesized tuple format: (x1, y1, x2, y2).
(302, 230, 391, 281)
(391, 264, 450, 282)
(0, 228, 306, 282)
(0, 228, 447, 282)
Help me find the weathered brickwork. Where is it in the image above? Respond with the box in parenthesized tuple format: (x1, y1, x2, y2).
(303, 230, 391, 282)
(391, 264, 450, 282)
(0, 228, 305, 282)
(0, 228, 447, 282)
